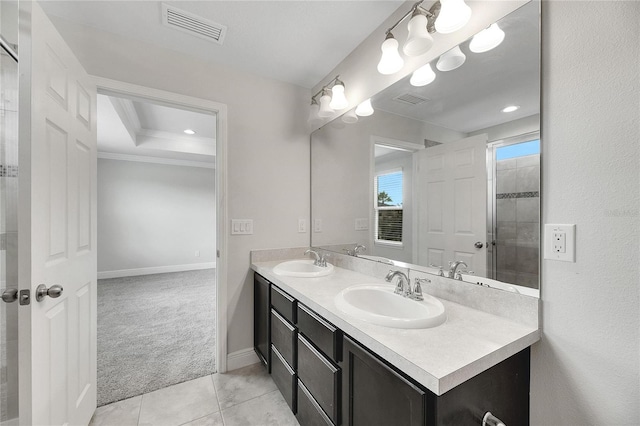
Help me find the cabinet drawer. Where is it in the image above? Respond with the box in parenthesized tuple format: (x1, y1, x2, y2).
(271, 346, 297, 413)
(298, 334, 340, 425)
(271, 309, 297, 368)
(297, 304, 341, 362)
(271, 285, 296, 324)
(297, 379, 334, 426)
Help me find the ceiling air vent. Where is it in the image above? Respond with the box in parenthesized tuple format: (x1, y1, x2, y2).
(392, 93, 430, 106)
(161, 3, 227, 45)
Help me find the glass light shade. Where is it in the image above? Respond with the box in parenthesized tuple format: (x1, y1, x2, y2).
(329, 83, 349, 110)
(436, 45, 466, 71)
(342, 109, 359, 124)
(318, 92, 334, 118)
(377, 35, 404, 75)
(403, 13, 434, 56)
(410, 63, 436, 87)
(435, 0, 472, 34)
(307, 102, 320, 123)
(469, 23, 505, 53)
(355, 99, 374, 117)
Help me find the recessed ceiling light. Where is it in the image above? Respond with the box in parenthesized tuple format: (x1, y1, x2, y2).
(184, 129, 196, 135)
(501, 105, 520, 113)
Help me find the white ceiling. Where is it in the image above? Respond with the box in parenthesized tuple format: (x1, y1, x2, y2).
(372, 1, 539, 134)
(40, 0, 405, 89)
(97, 93, 217, 163)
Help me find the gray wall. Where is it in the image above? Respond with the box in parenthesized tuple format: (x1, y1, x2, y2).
(532, 1, 639, 424)
(97, 159, 216, 275)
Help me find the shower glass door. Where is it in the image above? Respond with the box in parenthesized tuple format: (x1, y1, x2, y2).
(1, 1, 19, 423)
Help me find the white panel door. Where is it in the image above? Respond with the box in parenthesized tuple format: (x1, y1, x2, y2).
(417, 134, 487, 276)
(19, 3, 97, 425)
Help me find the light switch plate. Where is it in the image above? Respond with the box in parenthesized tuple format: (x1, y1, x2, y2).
(298, 219, 306, 233)
(355, 218, 369, 231)
(231, 219, 253, 235)
(544, 224, 576, 262)
(313, 218, 322, 233)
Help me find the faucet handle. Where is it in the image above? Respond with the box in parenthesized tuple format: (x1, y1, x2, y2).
(429, 264, 444, 276)
(412, 278, 429, 301)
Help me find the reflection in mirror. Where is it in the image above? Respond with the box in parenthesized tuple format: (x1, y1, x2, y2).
(311, 1, 540, 296)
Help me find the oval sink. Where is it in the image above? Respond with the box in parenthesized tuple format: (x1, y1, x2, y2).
(273, 260, 334, 278)
(334, 284, 446, 329)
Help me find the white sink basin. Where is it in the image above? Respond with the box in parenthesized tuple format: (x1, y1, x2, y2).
(273, 260, 334, 278)
(334, 284, 446, 329)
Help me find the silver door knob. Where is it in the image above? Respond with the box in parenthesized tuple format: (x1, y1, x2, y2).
(35, 284, 64, 302)
(474, 241, 484, 249)
(2, 289, 18, 303)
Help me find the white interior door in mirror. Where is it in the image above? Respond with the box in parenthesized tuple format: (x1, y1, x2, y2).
(417, 134, 487, 276)
(21, 3, 98, 425)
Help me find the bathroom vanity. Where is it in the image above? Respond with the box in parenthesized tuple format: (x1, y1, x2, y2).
(252, 251, 539, 426)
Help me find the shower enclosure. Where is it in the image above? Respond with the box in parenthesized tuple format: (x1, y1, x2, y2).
(0, 1, 19, 424)
(487, 135, 541, 289)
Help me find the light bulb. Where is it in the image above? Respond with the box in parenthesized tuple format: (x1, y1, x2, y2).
(403, 11, 434, 57)
(469, 23, 505, 53)
(410, 63, 436, 87)
(307, 101, 320, 123)
(501, 105, 520, 113)
(342, 109, 359, 124)
(377, 33, 404, 75)
(435, 0, 472, 34)
(436, 45, 466, 71)
(183, 129, 196, 135)
(318, 90, 334, 118)
(355, 99, 374, 117)
(329, 81, 348, 110)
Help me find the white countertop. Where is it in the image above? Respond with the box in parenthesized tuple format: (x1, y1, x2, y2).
(252, 260, 540, 396)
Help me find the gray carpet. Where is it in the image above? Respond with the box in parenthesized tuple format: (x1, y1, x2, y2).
(97, 269, 216, 406)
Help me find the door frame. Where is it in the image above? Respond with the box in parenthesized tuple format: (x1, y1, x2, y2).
(92, 76, 229, 373)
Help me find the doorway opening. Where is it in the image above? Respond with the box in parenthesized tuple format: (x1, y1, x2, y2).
(94, 83, 226, 406)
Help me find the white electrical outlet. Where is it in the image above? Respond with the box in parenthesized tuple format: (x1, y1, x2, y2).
(195, 250, 200, 257)
(298, 219, 306, 233)
(544, 224, 576, 262)
(314, 218, 322, 233)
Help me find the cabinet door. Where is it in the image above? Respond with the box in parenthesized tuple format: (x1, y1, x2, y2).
(341, 336, 429, 426)
(254, 274, 270, 368)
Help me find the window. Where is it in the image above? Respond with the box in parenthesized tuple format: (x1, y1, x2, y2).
(374, 170, 403, 244)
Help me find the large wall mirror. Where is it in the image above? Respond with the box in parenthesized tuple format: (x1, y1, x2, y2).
(311, 1, 540, 296)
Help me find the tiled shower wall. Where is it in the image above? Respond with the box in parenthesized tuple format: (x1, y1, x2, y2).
(495, 154, 540, 288)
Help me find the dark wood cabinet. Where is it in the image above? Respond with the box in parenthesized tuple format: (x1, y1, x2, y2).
(254, 273, 270, 368)
(341, 335, 428, 426)
(253, 273, 531, 426)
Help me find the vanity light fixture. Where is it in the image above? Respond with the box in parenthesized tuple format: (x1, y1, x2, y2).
(183, 129, 196, 135)
(355, 98, 374, 117)
(436, 45, 466, 71)
(318, 89, 334, 118)
(410, 63, 436, 86)
(403, 8, 434, 57)
(329, 78, 349, 110)
(502, 105, 520, 113)
(469, 23, 505, 53)
(376, 0, 472, 76)
(434, 0, 472, 34)
(377, 33, 405, 75)
(342, 109, 359, 124)
(309, 75, 351, 120)
(308, 98, 321, 123)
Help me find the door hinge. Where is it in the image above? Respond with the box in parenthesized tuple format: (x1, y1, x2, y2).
(19, 289, 30, 305)
(216, 250, 220, 258)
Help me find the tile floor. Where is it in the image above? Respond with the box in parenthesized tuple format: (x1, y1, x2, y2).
(89, 363, 300, 426)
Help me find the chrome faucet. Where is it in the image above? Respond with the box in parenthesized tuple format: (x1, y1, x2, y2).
(305, 249, 330, 267)
(448, 260, 468, 279)
(412, 278, 430, 301)
(386, 270, 411, 296)
(344, 244, 366, 256)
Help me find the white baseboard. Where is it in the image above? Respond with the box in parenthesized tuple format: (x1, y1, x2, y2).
(226, 348, 260, 372)
(98, 262, 216, 279)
